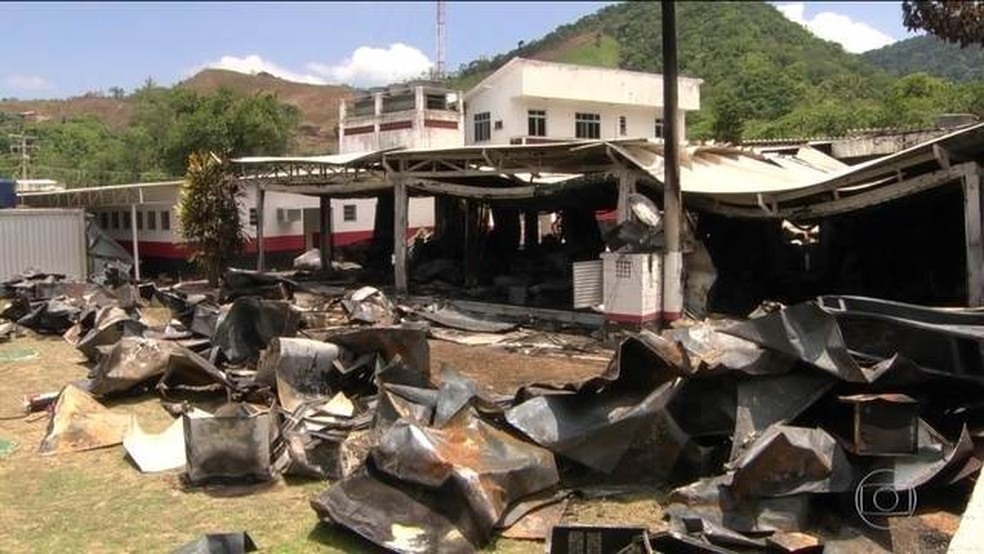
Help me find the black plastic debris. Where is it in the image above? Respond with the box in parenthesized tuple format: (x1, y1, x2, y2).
(172, 532, 258, 554)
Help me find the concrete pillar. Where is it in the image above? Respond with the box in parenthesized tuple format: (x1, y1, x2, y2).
(616, 169, 637, 224)
(319, 196, 332, 273)
(523, 210, 539, 250)
(964, 166, 983, 306)
(394, 178, 409, 294)
(256, 186, 266, 272)
(130, 204, 141, 280)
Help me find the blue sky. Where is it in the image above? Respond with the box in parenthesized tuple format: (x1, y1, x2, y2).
(1, 1, 919, 100)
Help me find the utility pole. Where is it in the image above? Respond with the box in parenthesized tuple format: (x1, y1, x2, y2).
(661, 0, 683, 323)
(8, 132, 37, 180)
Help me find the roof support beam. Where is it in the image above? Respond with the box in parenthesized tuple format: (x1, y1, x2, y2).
(964, 164, 983, 306)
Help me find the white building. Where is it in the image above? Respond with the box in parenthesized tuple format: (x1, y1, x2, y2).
(461, 57, 702, 145)
(338, 82, 464, 154)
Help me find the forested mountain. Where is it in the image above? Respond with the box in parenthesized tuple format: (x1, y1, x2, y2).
(862, 35, 984, 82)
(450, 1, 984, 140)
(3, 1, 984, 187)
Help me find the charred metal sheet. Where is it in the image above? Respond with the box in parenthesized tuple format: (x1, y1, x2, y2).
(730, 424, 855, 498)
(312, 409, 559, 552)
(416, 304, 517, 333)
(506, 332, 686, 474)
(499, 497, 568, 541)
(72, 305, 147, 362)
(548, 526, 650, 554)
(819, 295, 984, 382)
(16, 298, 80, 334)
(256, 338, 342, 412)
(124, 414, 187, 473)
(190, 303, 221, 338)
(836, 393, 918, 455)
(730, 371, 836, 463)
(158, 345, 235, 395)
(183, 404, 274, 486)
(38, 384, 132, 455)
(85, 337, 182, 396)
(666, 475, 811, 534)
(341, 286, 396, 325)
(664, 320, 794, 376)
(220, 268, 295, 302)
(668, 514, 768, 550)
(889, 421, 979, 489)
(722, 302, 896, 383)
(172, 532, 258, 554)
(212, 297, 299, 364)
(326, 326, 431, 383)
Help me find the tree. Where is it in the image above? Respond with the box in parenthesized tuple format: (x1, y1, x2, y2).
(902, 1, 984, 47)
(109, 87, 125, 100)
(175, 152, 246, 285)
(711, 92, 745, 144)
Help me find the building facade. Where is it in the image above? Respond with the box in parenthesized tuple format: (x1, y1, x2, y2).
(461, 58, 702, 145)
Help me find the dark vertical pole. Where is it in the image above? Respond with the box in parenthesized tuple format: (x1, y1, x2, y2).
(661, 0, 683, 322)
(256, 186, 266, 271)
(319, 195, 332, 273)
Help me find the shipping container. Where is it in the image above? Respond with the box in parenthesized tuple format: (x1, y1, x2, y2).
(0, 208, 87, 281)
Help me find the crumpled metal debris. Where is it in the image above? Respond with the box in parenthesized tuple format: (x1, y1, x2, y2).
(505, 331, 686, 474)
(16, 298, 81, 335)
(183, 403, 275, 486)
(311, 408, 559, 553)
(125, 411, 211, 473)
(256, 338, 342, 412)
(69, 305, 147, 362)
(172, 532, 258, 554)
(341, 286, 396, 325)
(415, 303, 517, 333)
(220, 268, 295, 302)
(212, 297, 299, 364)
(38, 384, 133, 455)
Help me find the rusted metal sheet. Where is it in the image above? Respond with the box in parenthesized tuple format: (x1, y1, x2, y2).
(38, 384, 132, 455)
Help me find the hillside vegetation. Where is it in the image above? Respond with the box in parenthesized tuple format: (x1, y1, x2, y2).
(863, 35, 984, 82)
(3, 1, 984, 187)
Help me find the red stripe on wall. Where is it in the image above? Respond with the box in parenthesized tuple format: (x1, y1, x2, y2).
(379, 120, 413, 132)
(242, 235, 306, 254)
(424, 119, 458, 130)
(344, 125, 374, 135)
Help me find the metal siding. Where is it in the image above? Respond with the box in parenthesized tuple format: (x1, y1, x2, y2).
(572, 260, 603, 309)
(0, 209, 87, 281)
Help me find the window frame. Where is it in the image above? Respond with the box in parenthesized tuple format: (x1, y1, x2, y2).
(343, 204, 357, 222)
(160, 210, 171, 231)
(575, 112, 601, 139)
(528, 109, 547, 137)
(654, 118, 664, 139)
(147, 210, 157, 231)
(474, 111, 491, 142)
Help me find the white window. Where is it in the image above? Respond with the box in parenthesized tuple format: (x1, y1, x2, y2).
(161, 210, 171, 231)
(615, 258, 632, 279)
(343, 204, 357, 222)
(618, 116, 627, 137)
(122, 211, 130, 230)
(654, 118, 664, 139)
(136, 211, 143, 230)
(575, 113, 600, 139)
(147, 210, 157, 230)
(474, 112, 491, 142)
(249, 208, 258, 226)
(528, 109, 546, 137)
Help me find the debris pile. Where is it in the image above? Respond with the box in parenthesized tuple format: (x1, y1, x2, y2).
(3, 264, 984, 551)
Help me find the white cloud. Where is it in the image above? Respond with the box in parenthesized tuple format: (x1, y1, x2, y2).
(776, 2, 897, 53)
(307, 43, 434, 87)
(191, 43, 434, 88)
(3, 74, 51, 91)
(191, 54, 328, 85)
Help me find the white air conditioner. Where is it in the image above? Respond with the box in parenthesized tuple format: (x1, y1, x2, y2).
(276, 208, 302, 223)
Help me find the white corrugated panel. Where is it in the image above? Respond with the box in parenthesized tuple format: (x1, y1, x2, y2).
(572, 260, 603, 309)
(0, 209, 87, 281)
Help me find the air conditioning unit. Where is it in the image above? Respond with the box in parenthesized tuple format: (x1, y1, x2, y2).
(276, 208, 302, 224)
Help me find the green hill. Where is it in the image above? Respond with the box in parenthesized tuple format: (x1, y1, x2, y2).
(450, 1, 982, 140)
(862, 35, 984, 82)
